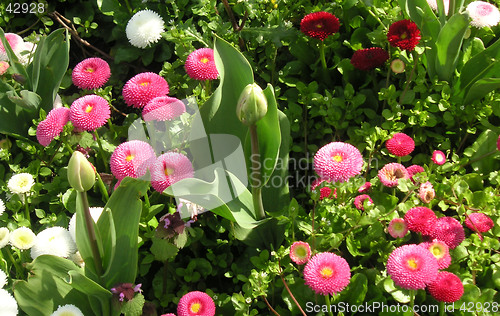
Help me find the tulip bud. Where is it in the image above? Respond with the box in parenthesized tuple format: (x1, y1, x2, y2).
(12, 73, 26, 84)
(68, 151, 96, 192)
(236, 83, 268, 126)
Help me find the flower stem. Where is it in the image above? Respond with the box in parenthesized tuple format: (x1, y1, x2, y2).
(325, 295, 334, 316)
(249, 124, 265, 219)
(261, 295, 281, 316)
(399, 51, 418, 104)
(23, 193, 31, 227)
(95, 172, 109, 203)
(409, 289, 415, 312)
(319, 41, 327, 70)
(80, 191, 103, 277)
(279, 271, 307, 316)
(439, 301, 445, 316)
(93, 130, 109, 173)
(2, 248, 23, 279)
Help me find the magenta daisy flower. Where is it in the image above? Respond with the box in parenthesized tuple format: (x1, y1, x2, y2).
(0, 33, 24, 60)
(36, 107, 70, 146)
(185, 48, 219, 81)
(150, 152, 194, 193)
(310, 178, 335, 200)
(177, 291, 216, 316)
(428, 272, 464, 303)
(290, 241, 311, 265)
(358, 182, 371, 193)
(386, 244, 439, 290)
(142, 96, 186, 121)
(419, 240, 451, 269)
(419, 181, 435, 204)
(464, 212, 494, 233)
(388, 218, 408, 238)
(407, 164, 425, 183)
(385, 133, 415, 157)
(378, 163, 409, 187)
(303, 252, 351, 295)
(404, 206, 437, 235)
(353, 194, 373, 211)
(72, 57, 111, 90)
(313, 142, 363, 183)
(122, 72, 169, 108)
(300, 12, 340, 41)
(466, 1, 500, 28)
(110, 140, 156, 180)
(387, 20, 421, 51)
(69, 95, 110, 131)
(431, 150, 446, 165)
(430, 217, 465, 249)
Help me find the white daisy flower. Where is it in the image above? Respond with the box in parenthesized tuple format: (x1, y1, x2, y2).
(50, 304, 84, 316)
(0, 199, 5, 216)
(53, 94, 63, 109)
(9, 227, 36, 250)
(0, 269, 7, 288)
(30, 227, 76, 260)
(426, 0, 449, 15)
(126, 10, 165, 48)
(0, 289, 18, 315)
(17, 41, 36, 65)
(68, 207, 104, 242)
(467, 1, 500, 28)
(0, 227, 9, 249)
(7, 173, 35, 195)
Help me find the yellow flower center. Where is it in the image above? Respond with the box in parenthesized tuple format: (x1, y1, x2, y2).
(126, 154, 135, 162)
(431, 245, 443, 258)
(165, 167, 174, 176)
(200, 57, 209, 63)
(85, 67, 95, 73)
(190, 302, 201, 313)
(18, 178, 28, 188)
(85, 105, 93, 113)
(320, 267, 334, 279)
(332, 154, 343, 163)
(400, 32, 407, 39)
(295, 247, 307, 258)
(58, 312, 75, 316)
(407, 259, 418, 270)
(316, 23, 323, 29)
(140, 81, 150, 87)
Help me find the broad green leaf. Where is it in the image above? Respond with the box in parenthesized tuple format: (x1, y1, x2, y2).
(338, 273, 368, 305)
(6, 90, 41, 111)
(0, 80, 34, 138)
(96, 0, 124, 16)
(67, 270, 112, 316)
(383, 277, 410, 303)
(463, 129, 500, 174)
(233, 217, 286, 248)
(464, 78, 500, 104)
(151, 237, 179, 261)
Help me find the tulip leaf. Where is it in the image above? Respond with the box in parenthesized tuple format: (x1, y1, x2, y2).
(464, 78, 500, 104)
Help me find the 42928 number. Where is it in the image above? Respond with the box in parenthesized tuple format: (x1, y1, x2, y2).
(6, 2, 45, 14)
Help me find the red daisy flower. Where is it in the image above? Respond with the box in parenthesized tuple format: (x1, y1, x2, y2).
(310, 178, 336, 200)
(354, 194, 373, 211)
(378, 163, 409, 187)
(388, 218, 408, 238)
(404, 206, 438, 235)
(464, 212, 494, 233)
(150, 152, 194, 193)
(386, 133, 415, 157)
(432, 150, 446, 165)
(497, 135, 500, 151)
(303, 252, 351, 296)
(110, 140, 156, 180)
(350, 47, 389, 71)
(358, 181, 371, 193)
(387, 19, 421, 51)
(419, 181, 435, 204)
(69, 95, 110, 131)
(122, 72, 169, 108)
(386, 244, 439, 290)
(428, 271, 464, 303)
(290, 241, 311, 265)
(407, 164, 425, 183)
(36, 107, 70, 146)
(72, 57, 111, 90)
(430, 217, 465, 249)
(177, 291, 216, 316)
(142, 96, 186, 121)
(419, 240, 451, 269)
(313, 142, 363, 183)
(185, 48, 219, 81)
(300, 11, 340, 41)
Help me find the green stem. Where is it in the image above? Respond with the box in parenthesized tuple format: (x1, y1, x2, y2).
(80, 191, 103, 277)
(95, 172, 109, 203)
(144, 192, 151, 209)
(325, 295, 334, 316)
(439, 301, 445, 316)
(204, 79, 212, 97)
(409, 289, 415, 312)
(2, 248, 23, 279)
(319, 41, 327, 70)
(311, 200, 317, 253)
(23, 193, 31, 227)
(399, 51, 419, 104)
(249, 124, 265, 219)
(93, 130, 109, 173)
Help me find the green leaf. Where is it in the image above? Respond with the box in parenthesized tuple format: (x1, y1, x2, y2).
(121, 293, 145, 316)
(383, 277, 410, 303)
(151, 237, 179, 261)
(463, 129, 500, 174)
(96, 0, 124, 16)
(338, 273, 368, 305)
(6, 90, 41, 111)
(464, 78, 500, 104)
(0, 27, 30, 88)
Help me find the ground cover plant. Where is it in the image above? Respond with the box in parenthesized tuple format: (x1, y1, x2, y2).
(0, 0, 499, 315)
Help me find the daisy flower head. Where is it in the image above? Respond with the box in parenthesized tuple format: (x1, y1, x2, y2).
(387, 19, 421, 51)
(464, 212, 494, 233)
(0, 289, 18, 315)
(150, 152, 195, 193)
(350, 47, 389, 71)
(313, 142, 363, 183)
(290, 241, 311, 265)
(466, 1, 500, 28)
(378, 163, 409, 187)
(0, 198, 4, 216)
(0, 269, 7, 288)
(427, 0, 450, 15)
(385, 132, 415, 157)
(0, 61, 9, 75)
(419, 181, 435, 204)
(185, 48, 219, 81)
(31, 226, 77, 260)
(0, 33, 24, 61)
(430, 217, 465, 249)
(388, 218, 408, 238)
(303, 252, 351, 296)
(7, 172, 35, 194)
(432, 150, 446, 165)
(68, 207, 104, 242)
(428, 271, 464, 303)
(390, 58, 405, 73)
(353, 194, 373, 211)
(386, 244, 439, 290)
(51, 304, 84, 316)
(358, 181, 371, 193)
(36, 107, 70, 147)
(9, 226, 36, 250)
(72, 57, 111, 90)
(310, 178, 335, 200)
(126, 9, 165, 49)
(300, 11, 340, 41)
(177, 291, 216, 316)
(122, 72, 169, 108)
(110, 140, 156, 181)
(420, 240, 451, 269)
(143, 96, 186, 121)
(0, 227, 9, 248)
(407, 164, 425, 183)
(404, 206, 438, 235)
(70, 95, 110, 131)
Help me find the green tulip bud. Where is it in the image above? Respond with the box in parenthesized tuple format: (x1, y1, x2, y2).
(68, 151, 96, 192)
(236, 83, 268, 126)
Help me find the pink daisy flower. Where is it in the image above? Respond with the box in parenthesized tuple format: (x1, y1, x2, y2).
(386, 244, 439, 290)
(72, 57, 111, 90)
(142, 96, 186, 121)
(110, 140, 156, 180)
(122, 72, 169, 108)
(310, 178, 335, 200)
(161, 314, 176, 316)
(0, 33, 24, 60)
(303, 252, 351, 296)
(419, 181, 435, 204)
(177, 291, 216, 316)
(36, 107, 70, 146)
(431, 150, 446, 165)
(430, 217, 465, 249)
(407, 164, 425, 183)
(358, 181, 371, 193)
(378, 163, 409, 187)
(464, 212, 494, 233)
(466, 1, 500, 28)
(313, 142, 363, 183)
(185, 48, 219, 81)
(385, 133, 415, 157)
(404, 206, 437, 235)
(419, 240, 451, 269)
(353, 194, 373, 211)
(0, 61, 9, 75)
(428, 272, 464, 303)
(388, 218, 408, 238)
(150, 152, 194, 193)
(69, 95, 110, 131)
(289, 241, 311, 265)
